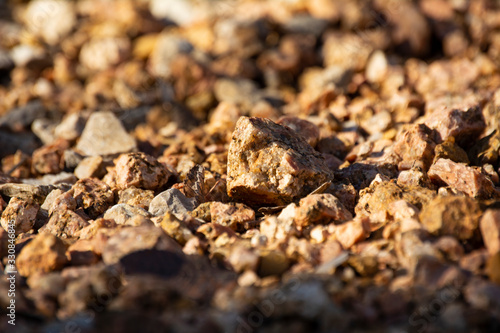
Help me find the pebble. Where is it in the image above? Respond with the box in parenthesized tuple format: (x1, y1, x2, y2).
(76, 111, 137, 156)
(16, 233, 67, 277)
(0, 197, 39, 235)
(74, 156, 106, 179)
(113, 152, 171, 190)
(227, 116, 332, 206)
(71, 178, 115, 219)
(103, 204, 152, 226)
(210, 201, 255, 230)
(148, 188, 196, 219)
(295, 193, 352, 228)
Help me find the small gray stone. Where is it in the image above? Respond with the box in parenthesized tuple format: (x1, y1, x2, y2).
(148, 188, 196, 219)
(104, 204, 152, 226)
(76, 111, 137, 156)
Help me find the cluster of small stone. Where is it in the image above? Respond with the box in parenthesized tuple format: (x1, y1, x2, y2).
(1, 0, 500, 332)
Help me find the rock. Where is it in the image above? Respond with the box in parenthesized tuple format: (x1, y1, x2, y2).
(54, 112, 87, 141)
(113, 152, 171, 190)
(365, 50, 388, 84)
(66, 240, 100, 266)
(0, 183, 54, 204)
(0, 197, 39, 235)
(41, 210, 89, 238)
(74, 156, 106, 179)
(428, 158, 496, 199)
(397, 167, 434, 188)
(148, 188, 195, 219)
(424, 103, 485, 144)
(16, 233, 67, 277)
(480, 209, 500, 255)
(210, 202, 255, 230)
(31, 139, 69, 175)
(117, 187, 154, 210)
(24, 172, 77, 186)
(276, 116, 320, 147)
(71, 178, 114, 219)
(420, 195, 482, 240)
(486, 252, 500, 285)
(79, 37, 131, 71)
(76, 111, 137, 156)
(394, 124, 437, 170)
(227, 116, 332, 206)
(23, 0, 76, 45)
(158, 212, 193, 245)
(228, 244, 259, 273)
(103, 204, 151, 226)
(295, 193, 352, 229)
(101, 225, 182, 265)
(334, 218, 370, 249)
(433, 137, 469, 164)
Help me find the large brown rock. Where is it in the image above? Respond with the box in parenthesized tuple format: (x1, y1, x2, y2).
(113, 152, 171, 190)
(394, 124, 437, 170)
(227, 116, 332, 206)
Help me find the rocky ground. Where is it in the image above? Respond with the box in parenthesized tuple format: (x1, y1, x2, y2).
(1, 0, 500, 332)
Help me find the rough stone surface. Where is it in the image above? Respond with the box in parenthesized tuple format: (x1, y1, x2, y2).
(428, 158, 496, 199)
(113, 152, 171, 190)
(104, 204, 152, 226)
(210, 202, 255, 230)
(276, 116, 320, 147)
(149, 188, 196, 219)
(41, 210, 89, 238)
(227, 116, 333, 206)
(295, 193, 352, 228)
(76, 111, 137, 156)
(118, 187, 154, 210)
(74, 156, 106, 180)
(394, 124, 437, 170)
(0, 197, 39, 235)
(71, 178, 115, 219)
(17, 233, 67, 277)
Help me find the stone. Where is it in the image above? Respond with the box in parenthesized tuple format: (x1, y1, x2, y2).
(228, 244, 259, 273)
(0, 183, 53, 204)
(113, 152, 171, 190)
(103, 204, 152, 226)
(148, 33, 193, 78)
(433, 137, 469, 164)
(486, 252, 500, 285)
(276, 116, 320, 147)
(41, 210, 89, 238)
(227, 116, 332, 206)
(23, 0, 76, 45)
(424, 103, 486, 143)
(334, 218, 370, 249)
(54, 112, 88, 141)
(394, 124, 437, 170)
(16, 233, 67, 277)
(479, 209, 500, 255)
(117, 187, 154, 210)
(148, 188, 196, 219)
(76, 111, 137, 156)
(295, 193, 352, 229)
(71, 178, 115, 219)
(158, 212, 193, 245)
(210, 202, 255, 230)
(365, 50, 388, 84)
(0, 197, 39, 235)
(66, 240, 100, 266)
(74, 156, 106, 179)
(31, 139, 69, 175)
(101, 225, 182, 265)
(419, 195, 482, 240)
(79, 37, 131, 71)
(397, 167, 434, 188)
(428, 158, 496, 199)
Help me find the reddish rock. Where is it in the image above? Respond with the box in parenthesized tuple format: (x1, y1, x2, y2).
(41, 210, 89, 238)
(334, 218, 370, 249)
(295, 193, 352, 228)
(227, 117, 332, 206)
(71, 178, 114, 219)
(480, 209, 500, 255)
(428, 158, 496, 199)
(276, 116, 320, 147)
(16, 233, 68, 277)
(31, 139, 69, 175)
(424, 103, 485, 143)
(394, 124, 437, 170)
(0, 197, 39, 235)
(74, 156, 107, 179)
(113, 152, 171, 190)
